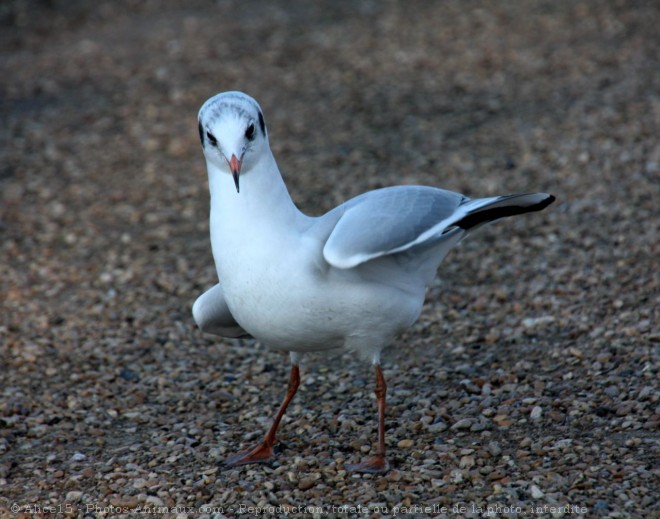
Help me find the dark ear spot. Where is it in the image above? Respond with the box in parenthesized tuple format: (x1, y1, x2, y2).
(198, 120, 204, 145)
(258, 111, 266, 135)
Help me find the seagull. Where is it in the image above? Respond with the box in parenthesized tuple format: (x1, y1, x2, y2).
(192, 91, 554, 473)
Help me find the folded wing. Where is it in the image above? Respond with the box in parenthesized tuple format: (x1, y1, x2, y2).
(323, 186, 554, 269)
(192, 283, 251, 338)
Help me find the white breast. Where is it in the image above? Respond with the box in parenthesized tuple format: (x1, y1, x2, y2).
(214, 226, 423, 354)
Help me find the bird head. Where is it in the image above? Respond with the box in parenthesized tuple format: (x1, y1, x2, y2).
(198, 91, 268, 193)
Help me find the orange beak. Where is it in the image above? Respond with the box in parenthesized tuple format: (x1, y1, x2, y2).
(228, 154, 242, 193)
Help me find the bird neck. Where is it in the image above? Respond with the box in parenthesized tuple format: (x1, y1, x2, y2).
(207, 149, 303, 232)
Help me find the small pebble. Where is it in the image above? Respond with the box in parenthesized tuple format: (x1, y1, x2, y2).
(530, 484, 544, 498)
(488, 441, 502, 457)
(427, 420, 448, 432)
(298, 478, 316, 491)
(144, 496, 164, 507)
(65, 491, 83, 501)
(451, 418, 473, 430)
(450, 469, 463, 483)
(459, 455, 475, 468)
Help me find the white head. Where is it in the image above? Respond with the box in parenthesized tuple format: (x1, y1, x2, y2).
(198, 91, 269, 193)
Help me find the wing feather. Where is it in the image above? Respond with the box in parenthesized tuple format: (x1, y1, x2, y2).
(323, 186, 466, 268)
(322, 187, 554, 269)
(192, 283, 251, 338)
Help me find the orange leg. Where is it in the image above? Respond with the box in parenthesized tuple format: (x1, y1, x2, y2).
(225, 363, 300, 467)
(345, 364, 390, 473)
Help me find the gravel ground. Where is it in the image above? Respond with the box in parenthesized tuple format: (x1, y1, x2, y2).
(1, 1, 658, 518)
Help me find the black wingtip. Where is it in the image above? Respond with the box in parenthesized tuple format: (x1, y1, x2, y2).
(455, 193, 556, 230)
(539, 194, 556, 210)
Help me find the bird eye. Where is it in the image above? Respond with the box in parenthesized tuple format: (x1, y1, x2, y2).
(206, 131, 218, 146)
(245, 123, 255, 140)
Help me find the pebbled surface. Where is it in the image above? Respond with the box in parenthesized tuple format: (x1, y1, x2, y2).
(1, 1, 657, 516)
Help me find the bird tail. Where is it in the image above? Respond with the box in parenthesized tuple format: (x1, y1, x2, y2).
(453, 193, 555, 231)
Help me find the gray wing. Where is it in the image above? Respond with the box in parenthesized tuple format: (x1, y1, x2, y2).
(323, 186, 470, 269)
(192, 283, 251, 338)
(322, 186, 554, 269)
